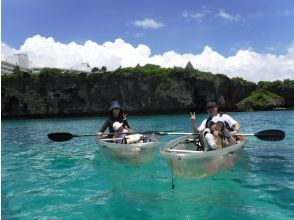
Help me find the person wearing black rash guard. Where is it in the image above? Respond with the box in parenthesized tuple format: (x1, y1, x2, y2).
(97, 101, 131, 137)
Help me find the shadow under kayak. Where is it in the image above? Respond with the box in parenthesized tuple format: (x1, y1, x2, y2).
(160, 135, 248, 179)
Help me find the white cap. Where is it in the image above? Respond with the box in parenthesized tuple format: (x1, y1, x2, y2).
(113, 122, 123, 131)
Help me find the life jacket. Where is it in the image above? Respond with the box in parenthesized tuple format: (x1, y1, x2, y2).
(200, 129, 224, 151)
(205, 113, 234, 131)
(200, 129, 210, 151)
(202, 124, 226, 150)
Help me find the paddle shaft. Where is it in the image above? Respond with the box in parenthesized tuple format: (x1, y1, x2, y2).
(154, 130, 285, 141)
(100, 137, 124, 141)
(237, 133, 254, 136)
(48, 129, 284, 142)
(73, 134, 98, 137)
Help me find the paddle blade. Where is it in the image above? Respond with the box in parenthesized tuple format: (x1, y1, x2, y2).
(254, 129, 285, 141)
(48, 132, 74, 142)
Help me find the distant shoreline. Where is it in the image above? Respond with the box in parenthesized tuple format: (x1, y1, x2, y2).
(2, 107, 294, 120)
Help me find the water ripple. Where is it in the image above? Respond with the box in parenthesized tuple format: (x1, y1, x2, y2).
(2, 111, 294, 219)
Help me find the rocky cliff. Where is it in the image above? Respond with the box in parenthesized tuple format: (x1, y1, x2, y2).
(2, 66, 291, 118)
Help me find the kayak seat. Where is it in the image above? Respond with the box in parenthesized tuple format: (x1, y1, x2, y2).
(179, 135, 203, 151)
(192, 134, 204, 151)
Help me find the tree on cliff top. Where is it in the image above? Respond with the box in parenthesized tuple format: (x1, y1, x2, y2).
(185, 61, 194, 70)
(13, 65, 21, 74)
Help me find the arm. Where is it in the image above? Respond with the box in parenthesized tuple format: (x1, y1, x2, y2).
(123, 120, 131, 129)
(190, 112, 200, 133)
(234, 122, 240, 132)
(122, 113, 132, 132)
(223, 114, 240, 135)
(98, 118, 110, 135)
(231, 122, 241, 136)
(205, 132, 218, 150)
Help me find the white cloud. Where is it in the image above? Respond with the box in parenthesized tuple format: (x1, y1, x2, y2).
(182, 7, 211, 22)
(1, 35, 294, 82)
(1, 43, 18, 60)
(14, 35, 151, 70)
(215, 8, 243, 23)
(132, 18, 165, 29)
(183, 7, 245, 24)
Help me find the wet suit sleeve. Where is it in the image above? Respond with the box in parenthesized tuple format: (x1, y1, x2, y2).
(99, 118, 110, 133)
(123, 119, 131, 129)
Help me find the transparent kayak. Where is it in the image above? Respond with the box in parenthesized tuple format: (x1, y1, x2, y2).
(96, 135, 160, 166)
(160, 135, 248, 179)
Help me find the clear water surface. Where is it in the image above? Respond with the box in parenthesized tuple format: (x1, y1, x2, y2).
(2, 110, 294, 219)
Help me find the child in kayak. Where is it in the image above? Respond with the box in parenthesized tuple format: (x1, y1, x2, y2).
(214, 121, 237, 145)
(203, 121, 236, 150)
(112, 122, 144, 144)
(113, 122, 130, 143)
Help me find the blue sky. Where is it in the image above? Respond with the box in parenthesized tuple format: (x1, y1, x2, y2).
(2, 0, 294, 55)
(1, 0, 294, 82)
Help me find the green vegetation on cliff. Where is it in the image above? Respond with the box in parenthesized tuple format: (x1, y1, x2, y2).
(257, 79, 294, 106)
(1, 65, 293, 117)
(246, 89, 283, 105)
(236, 89, 284, 111)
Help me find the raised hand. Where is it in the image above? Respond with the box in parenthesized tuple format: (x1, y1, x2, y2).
(230, 130, 238, 136)
(123, 113, 128, 121)
(190, 112, 196, 121)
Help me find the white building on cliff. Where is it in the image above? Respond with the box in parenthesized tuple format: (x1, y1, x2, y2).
(1, 53, 32, 74)
(1, 53, 92, 74)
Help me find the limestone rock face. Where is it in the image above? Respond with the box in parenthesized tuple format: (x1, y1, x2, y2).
(1, 71, 262, 117)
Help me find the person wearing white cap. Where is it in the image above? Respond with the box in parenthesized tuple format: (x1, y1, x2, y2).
(112, 121, 144, 144)
(97, 100, 132, 137)
(112, 122, 130, 143)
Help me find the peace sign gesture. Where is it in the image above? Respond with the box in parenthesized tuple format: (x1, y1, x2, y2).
(190, 112, 196, 121)
(123, 113, 128, 121)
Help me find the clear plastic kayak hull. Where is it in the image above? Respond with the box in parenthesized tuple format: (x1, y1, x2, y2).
(160, 135, 248, 179)
(96, 135, 160, 166)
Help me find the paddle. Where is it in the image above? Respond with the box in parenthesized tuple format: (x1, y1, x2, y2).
(239, 129, 285, 141)
(47, 132, 97, 142)
(48, 129, 285, 142)
(47, 130, 173, 142)
(148, 129, 285, 141)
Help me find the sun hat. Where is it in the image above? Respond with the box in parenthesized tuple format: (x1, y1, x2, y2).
(206, 101, 218, 108)
(113, 122, 123, 131)
(108, 101, 122, 111)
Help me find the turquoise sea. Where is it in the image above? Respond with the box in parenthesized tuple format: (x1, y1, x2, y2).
(2, 110, 294, 219)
